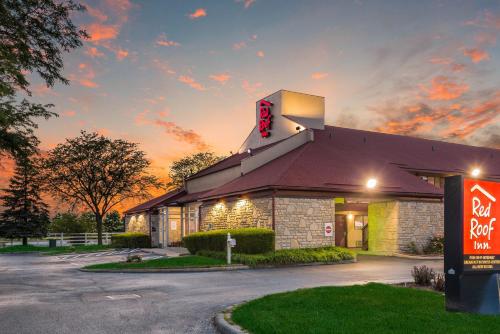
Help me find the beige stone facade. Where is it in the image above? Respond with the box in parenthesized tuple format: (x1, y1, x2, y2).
(200, 197, 273, 231)
(368, 200, 444, 254)
(125, 213, 149, 234)
(274, 197, 335, 249)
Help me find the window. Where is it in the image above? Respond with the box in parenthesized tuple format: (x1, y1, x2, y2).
(418, 174, 445, 189)
(354, 215, 368, 230)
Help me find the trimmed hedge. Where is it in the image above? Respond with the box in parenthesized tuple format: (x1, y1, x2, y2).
(197, 246, 355, 267)
(183, 228, 274, 254)
(111, 232, 150, 248)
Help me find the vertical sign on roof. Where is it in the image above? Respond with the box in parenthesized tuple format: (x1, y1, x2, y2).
(444, 175, 500, 314)
(259, 99, 273, 138)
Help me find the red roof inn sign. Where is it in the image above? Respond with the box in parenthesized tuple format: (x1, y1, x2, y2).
(445, 176, 500, 314)
(259, 99, 273, 138)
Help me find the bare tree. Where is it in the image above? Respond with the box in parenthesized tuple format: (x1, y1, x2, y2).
(43, 131, 162, 244)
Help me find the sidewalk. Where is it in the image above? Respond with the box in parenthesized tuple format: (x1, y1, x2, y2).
(141, 247, 190, 257)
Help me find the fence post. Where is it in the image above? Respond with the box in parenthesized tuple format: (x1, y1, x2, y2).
(84, 233, 87, 245)
(105, 233, 109, 245)
(60, 233, 64, 247)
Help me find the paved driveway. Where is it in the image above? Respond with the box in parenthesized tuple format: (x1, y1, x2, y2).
(0, 254, 442, 334)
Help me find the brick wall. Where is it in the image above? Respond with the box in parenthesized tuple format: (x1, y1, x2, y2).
(199, 197, 273, 231)
(368, 200, 444, 254)
(274, 197, 335, 249)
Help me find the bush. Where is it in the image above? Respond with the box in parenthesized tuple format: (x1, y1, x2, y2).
(423, 236, 444, 255)
(406, 242, 422, 255)
(111, 232, 150, 248)
(183, 228, 274, 254)
(411, 265, 435, 286)
(197, 246, 355, 267)
(432, 273, 445, 292)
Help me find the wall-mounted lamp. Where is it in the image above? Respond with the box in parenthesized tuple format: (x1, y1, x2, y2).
(347, 213, 354, 220)
(471, 168, 481, 178)
(366, 178, 377, 189)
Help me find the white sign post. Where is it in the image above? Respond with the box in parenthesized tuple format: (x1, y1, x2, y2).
(227, 233, 236, 265)
(324, 223, 333, 237)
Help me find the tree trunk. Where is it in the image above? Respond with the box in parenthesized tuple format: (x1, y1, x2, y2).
(96, 213, 103, 245)
(22, 237, 27, 246)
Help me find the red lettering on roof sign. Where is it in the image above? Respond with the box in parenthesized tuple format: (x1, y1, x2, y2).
(259, 99, 273, 138)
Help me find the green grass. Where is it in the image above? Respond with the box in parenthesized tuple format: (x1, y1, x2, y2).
(198, 246, 355, 267)
(0, 244, 113, 255)
(83, 255, 227, 270)
(231, 283, 500, 334)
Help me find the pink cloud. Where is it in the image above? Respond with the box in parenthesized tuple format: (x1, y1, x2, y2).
(419, 76, 469, 101)
(311, 72, 329, 80)
(178, 75, 205, 91)
(233, 41, 247, 50)
(86, 23, 120, 42)
(85, 47, 105, 58)
(154, 120, 209, 150)
(256, 50, 265, 58)
(153, 59, 176, 76)
(73, 63, 99, 88)
(242, 80, 262, 95)
(156, 34, 180, 47)
(464, 10, 500, 30)
(463, 48, 490, 63)
(84, 3, 108, 22)
(209, 73, 231, 84)
(236, 0, 256, 9)
(188, 8, 207, 19)
(63, 110, 76, 117)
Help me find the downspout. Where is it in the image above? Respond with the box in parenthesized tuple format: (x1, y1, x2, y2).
(148, 211, 152, 248)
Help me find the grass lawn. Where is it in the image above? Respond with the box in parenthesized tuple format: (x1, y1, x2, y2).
(0, 244, 113, 255)
(83, 255, 227, 270)
(231, 283, 500, 334)
(198, 246, 355, 267)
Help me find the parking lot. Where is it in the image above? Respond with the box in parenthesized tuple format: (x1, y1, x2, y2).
(0, 253, 442, 334)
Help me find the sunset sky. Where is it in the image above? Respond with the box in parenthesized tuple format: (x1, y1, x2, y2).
(20, 0, 500, 186)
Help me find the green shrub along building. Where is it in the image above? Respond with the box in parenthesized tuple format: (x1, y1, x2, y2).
(124, 90, 500, 254)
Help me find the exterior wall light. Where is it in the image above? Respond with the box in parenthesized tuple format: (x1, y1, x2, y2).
(471, 168, 481, 177)
(347, 213, 354, 220)
(366, 178, 377, 189)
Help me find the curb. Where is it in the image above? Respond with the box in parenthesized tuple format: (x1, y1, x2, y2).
(80, 264, 250, 273)
(214, 305, 247, 334)
(393, 253, 443, 260)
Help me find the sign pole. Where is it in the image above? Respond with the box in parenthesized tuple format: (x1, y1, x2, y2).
(227, 233, 232, 265)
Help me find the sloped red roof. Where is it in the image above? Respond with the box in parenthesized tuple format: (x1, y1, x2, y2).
(201, 126, 500, 199)
(123, 189, 185, 214)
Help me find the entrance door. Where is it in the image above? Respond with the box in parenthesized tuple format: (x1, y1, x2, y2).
(335, 215, 347, 247)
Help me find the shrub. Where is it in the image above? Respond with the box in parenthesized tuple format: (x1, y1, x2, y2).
(197, 246, 355, 267)
(111, 232, 150, 248)
(406, 242, 422, 255)
(411, 265, 435, 286)
(432, 273, 445, 292)
(423, 236, 444, 255)
(183, 228, 274, 254)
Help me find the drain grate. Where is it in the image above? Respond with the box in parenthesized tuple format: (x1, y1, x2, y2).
(105, 294, 141, 300)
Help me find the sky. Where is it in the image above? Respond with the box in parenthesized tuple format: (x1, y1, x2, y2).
(13, 0, 500, 195)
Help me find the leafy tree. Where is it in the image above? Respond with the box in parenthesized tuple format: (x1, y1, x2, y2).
(0, 155, 49, 245)
(49, 211, 96, 233)
(0, 0, 87, 160)
(43, 131, 162, 244)
(168, 152, 225, 189)
(104, 210, 123, 232)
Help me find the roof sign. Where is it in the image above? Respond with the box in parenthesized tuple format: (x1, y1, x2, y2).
(259, 99, 273, 138)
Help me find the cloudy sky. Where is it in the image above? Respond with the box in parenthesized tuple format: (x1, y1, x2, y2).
(24, 0, 499, 183)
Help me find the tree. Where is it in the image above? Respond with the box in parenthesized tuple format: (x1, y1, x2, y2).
(0, 0, 87, 160)
(104, 210, 124, 232)
(168, 152, 225, 189)
(0, 155, 49, 245)
(43, 131, 162, 244)
(49, 211, 97, 233)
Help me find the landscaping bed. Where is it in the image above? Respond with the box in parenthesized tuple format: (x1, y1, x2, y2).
(83, 255, 228, 270)
(0, 244, 113, 255)
(229, 283, 500, 334)
(198, 246, 355, 267)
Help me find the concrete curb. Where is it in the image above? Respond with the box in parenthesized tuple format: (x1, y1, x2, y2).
(393, 253, 443, 260)
(214, 305, 247, 334)
(80, 265, 250, 273)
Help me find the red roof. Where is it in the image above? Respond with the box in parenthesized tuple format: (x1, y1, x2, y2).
(123, 189, 185, 214)
(201, 126, 500, 199)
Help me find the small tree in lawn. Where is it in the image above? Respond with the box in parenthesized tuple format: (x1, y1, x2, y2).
(43, 131, 162, 245)
(104, 210, 123, 232)
(0, 155, 50, 245)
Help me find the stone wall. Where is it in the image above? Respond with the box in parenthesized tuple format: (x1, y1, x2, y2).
(199, 197, 273, 231)
(274, 197, 335, 249)
(368, 200, 444, 254)
(125, 213, 149, 234)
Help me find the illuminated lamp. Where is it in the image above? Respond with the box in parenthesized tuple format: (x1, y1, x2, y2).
(347, 213, 354, 220)
(471, 168, 481, 178)
(366, 178, 377, 189)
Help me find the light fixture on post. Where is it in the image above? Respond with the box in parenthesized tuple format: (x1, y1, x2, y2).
(471, 168, 481, 178)
(366, 178, 377, 189)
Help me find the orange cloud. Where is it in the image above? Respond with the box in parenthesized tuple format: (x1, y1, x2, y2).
(84, 3, 108, 22)
(154, 120, 209, 151)
(156, 34, 180, 47)
(178, 75, 205, 91)
(63, 110, 76, 117)
(153, 58, 176, 76)
(85, 47, 105, 58)
(464, 10, 500, 30)
(419, 76, 468, 100)
(86, 23, 120, 42)
(242, 80, 262, 95)
(236, 0, 256, 9)
(209, 73, 231, 84)
(311, 72, 329, 80)
(115, 48, 128, 60)
(463, 48, 490, 63)
(233, 41, 247, 50)
(73, 63, 99, 88)
(256, 50, 265, 57)
(188, 8, 207, 19)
